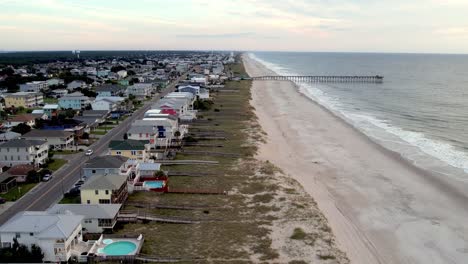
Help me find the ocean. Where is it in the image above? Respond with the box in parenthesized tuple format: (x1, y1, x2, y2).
(249, 52, 468, 180)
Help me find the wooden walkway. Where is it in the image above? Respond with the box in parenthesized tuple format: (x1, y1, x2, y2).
(252, 75, 384, 83)
(157, 160, 219, 165)
(117, 213, 199, 224)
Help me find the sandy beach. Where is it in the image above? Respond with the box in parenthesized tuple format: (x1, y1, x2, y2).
(244, 54, 468, 264)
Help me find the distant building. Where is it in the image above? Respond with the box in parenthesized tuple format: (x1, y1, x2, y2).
(126, 83, 153, 97)
(95, 84, 126, 97)
(66, 80, 86, 91)
(6, 114, 36, 128)
(58, 92, 90, 110)
(19, 81, 48, 93)
(46, 78, 64, 86)
(4, 92, 44, 108)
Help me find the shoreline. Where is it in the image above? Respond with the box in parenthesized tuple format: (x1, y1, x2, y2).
(244, 54, 468, 263)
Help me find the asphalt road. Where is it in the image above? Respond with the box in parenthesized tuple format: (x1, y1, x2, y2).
(0, 77, 182, 225)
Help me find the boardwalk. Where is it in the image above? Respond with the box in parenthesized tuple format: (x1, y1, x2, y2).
(252, 75, 384, 83)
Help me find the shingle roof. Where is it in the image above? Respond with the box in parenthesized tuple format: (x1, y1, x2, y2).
(138, 163, 161, 171)
(84, 155, 128, 169)
(95, 84, 125, 92)
(80, 174, 127, 190)
(0, 211, 83, 239)
(8, 114, 36, 122)
(48, 204, 121, 219)
(109, 140, 148, 150)
(22, 130, 73, 138)
(0, 139, 46, 148)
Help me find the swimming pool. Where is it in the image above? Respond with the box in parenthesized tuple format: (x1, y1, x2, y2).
(143, 180, 165, 189)
(102, 241, 137, 256)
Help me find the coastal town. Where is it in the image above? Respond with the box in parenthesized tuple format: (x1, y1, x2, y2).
(0, 51, 237, 262)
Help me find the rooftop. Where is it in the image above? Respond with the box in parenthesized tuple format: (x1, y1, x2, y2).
(84, 155, 129, 169)
(0, 138, 46, 148)
(109, 140, 148, 150)
(48, 204, 122, 219)
(81, 174, 127, 190)
(23, 130, 74, 138)
(0, 211, 83, 239)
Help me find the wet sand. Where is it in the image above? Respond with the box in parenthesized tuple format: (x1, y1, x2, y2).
(244, 54, 468, 264)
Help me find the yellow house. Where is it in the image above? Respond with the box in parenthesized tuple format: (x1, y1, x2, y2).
(80, 174, 128, 205)
(4, 92, 44, 108)
(108, 139, 147, 160)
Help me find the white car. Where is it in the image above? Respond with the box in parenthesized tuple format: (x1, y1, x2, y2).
(85, 149, 93, 156)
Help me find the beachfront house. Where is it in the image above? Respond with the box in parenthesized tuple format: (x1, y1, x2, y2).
(83, 155, 129, 178)
(0, 211, 85, 262)
(91, 97, 124, 112)
(80, 174, 128, 205)
(108, 140, 148, 160)
(0, 139, 49, 167)
(47, 204, 122, 234)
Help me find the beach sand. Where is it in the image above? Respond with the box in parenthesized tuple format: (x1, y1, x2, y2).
(244, 54, 468, 264)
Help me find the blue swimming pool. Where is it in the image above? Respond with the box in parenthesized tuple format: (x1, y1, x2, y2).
(143, 181, 164, 189)
(102, 241, 137, 256)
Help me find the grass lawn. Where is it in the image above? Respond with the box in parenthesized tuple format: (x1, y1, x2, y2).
(59, 195, 81, 204)
(43, 97, 58, 104)
(47, 159, 68, 171)
(0, 183, 38, 201)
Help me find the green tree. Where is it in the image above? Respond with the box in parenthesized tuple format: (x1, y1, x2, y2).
(26, 170, 40, 183)
(11, 123, 31, 135)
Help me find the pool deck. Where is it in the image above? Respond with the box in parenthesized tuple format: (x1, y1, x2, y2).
(88, 234, 144, 258)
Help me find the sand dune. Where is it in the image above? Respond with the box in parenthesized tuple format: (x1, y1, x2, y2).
(244, 54, 468, 264)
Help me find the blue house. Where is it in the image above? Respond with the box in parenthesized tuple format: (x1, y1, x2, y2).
(58, 92, 90, 110)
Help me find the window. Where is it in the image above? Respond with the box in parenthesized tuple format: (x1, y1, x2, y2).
(30, 233, 33, 236)
(84, 219, 92, 223)
(131, 151, 137, 155)
(95, 190, 99, 195)
(92, 170, 96, 174)
(16, 148, 19, 152)
(17, 156, 20, 160)
(6, 148, 9, 152)
(15, 233, 20, 238)
(10, 156, 13, 161)
(87, 200, 90, 204)
(98, 199, 110, 204)
(116, 151, 122, 155)
(105, 190, 109, 195)
(2, 242, 11, 248)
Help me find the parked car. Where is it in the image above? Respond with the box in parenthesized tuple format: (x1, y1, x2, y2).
(74, 180, 84, 187)
(42, 174, 52, 182)
(85, 149, 93, 156)
(67, 187, 80, 196)
(0, 197, 6, 204)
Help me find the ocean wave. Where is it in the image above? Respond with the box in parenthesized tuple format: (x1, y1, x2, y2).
(248, 52, 468, 175)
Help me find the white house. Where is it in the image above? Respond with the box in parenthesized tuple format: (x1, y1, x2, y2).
(67, 80, 86, 91)
(47, 78, 65, 86)
(48, 204, 122, 234)
(0, 211, 85, 262)
(51, 89, 68, 98)
(22, 130, 74, 150)
(19, 81, 48, 93)
(0, 139, 49, 167)
(126, 83, 153, 97)
(116, 70, 127, 79)
(91, 97, 124, 112)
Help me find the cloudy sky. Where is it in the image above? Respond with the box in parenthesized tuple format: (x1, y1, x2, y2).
(1, 0, 468, 53)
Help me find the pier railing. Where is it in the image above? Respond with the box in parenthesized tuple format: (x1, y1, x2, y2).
(251, 75, 384, 83)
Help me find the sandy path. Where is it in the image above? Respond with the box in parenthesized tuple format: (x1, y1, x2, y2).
(244, 54, 468, 264)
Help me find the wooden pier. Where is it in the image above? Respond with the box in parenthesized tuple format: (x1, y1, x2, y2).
(252, 75, 384, 83)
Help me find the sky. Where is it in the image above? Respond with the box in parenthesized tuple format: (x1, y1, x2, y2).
(1, 0, 468, 53)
